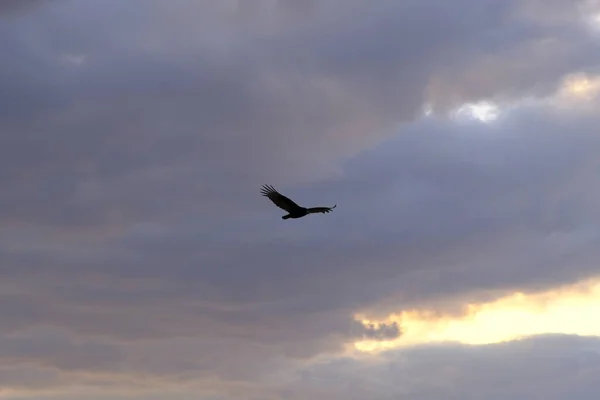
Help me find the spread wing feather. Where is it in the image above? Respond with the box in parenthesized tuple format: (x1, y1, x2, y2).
(307, 205, 337, 214)
(260, 185, 302, 213)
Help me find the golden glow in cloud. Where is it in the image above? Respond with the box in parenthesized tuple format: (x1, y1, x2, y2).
(558, 73, 600, 99)
(549, 73, 600, 110)
(354, 277, 600, 352)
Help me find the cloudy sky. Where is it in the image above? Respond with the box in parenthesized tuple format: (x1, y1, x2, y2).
(2, 0, 600, 398)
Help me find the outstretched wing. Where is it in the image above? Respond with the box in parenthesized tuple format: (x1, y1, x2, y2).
(260, 185, 303, 213)
(307, 204, 337, 214)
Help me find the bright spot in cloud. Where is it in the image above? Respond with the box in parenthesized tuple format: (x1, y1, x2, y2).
(558, 73, 600, 100)
(584, 12, 600, 34)
(453, 101, 500, 123)
(545, 73, 600, 112)
(353, 276, 600, 353)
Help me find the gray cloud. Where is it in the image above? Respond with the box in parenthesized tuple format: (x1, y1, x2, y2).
(1, 0, 600, 398)
(286, 334, 600, 400)
(0, 0, 47, 15)
(351, 321, 402, 341)
(0, 327, 123, 371)
(1, 0, 596, 228)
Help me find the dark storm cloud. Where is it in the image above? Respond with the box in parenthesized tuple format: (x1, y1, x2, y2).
(1, 0, 600, 398)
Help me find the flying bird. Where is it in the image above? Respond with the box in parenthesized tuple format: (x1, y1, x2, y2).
(260, 184, 337, 219)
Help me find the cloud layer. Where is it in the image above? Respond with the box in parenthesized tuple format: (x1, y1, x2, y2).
(1, 0, 600, 398)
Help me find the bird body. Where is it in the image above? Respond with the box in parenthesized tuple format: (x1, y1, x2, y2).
(260, 185, 336, 219)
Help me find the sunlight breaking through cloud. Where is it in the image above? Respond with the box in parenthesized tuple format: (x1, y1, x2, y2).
(354, 277, 600, 353)
(557, 73, 600, 101)
(453, 101, 500, 123)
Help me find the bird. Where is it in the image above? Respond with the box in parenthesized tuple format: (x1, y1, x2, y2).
(260, 184, 337, 219)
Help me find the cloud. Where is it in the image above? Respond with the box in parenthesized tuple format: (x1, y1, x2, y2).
(2, 0, 597, 228)
(0, 327, 123, 371)
(351, 320, 402, 341)
(0, 0, 46, 15)
(354, 277, 600, 352)
(1, 0, 600, 398)
(287, 334, 600, 400)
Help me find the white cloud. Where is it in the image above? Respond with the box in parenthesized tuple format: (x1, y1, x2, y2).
(454, 100, 501, 122)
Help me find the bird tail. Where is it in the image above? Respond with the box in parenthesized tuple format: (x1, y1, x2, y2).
(282, 215, 291, 219)
(307, 205, 337, 214)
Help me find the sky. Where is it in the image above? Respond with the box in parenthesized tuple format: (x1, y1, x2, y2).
(2, 0, 600, 399)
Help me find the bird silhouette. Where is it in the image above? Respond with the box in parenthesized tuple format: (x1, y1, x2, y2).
(260, 184, 336, 219)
